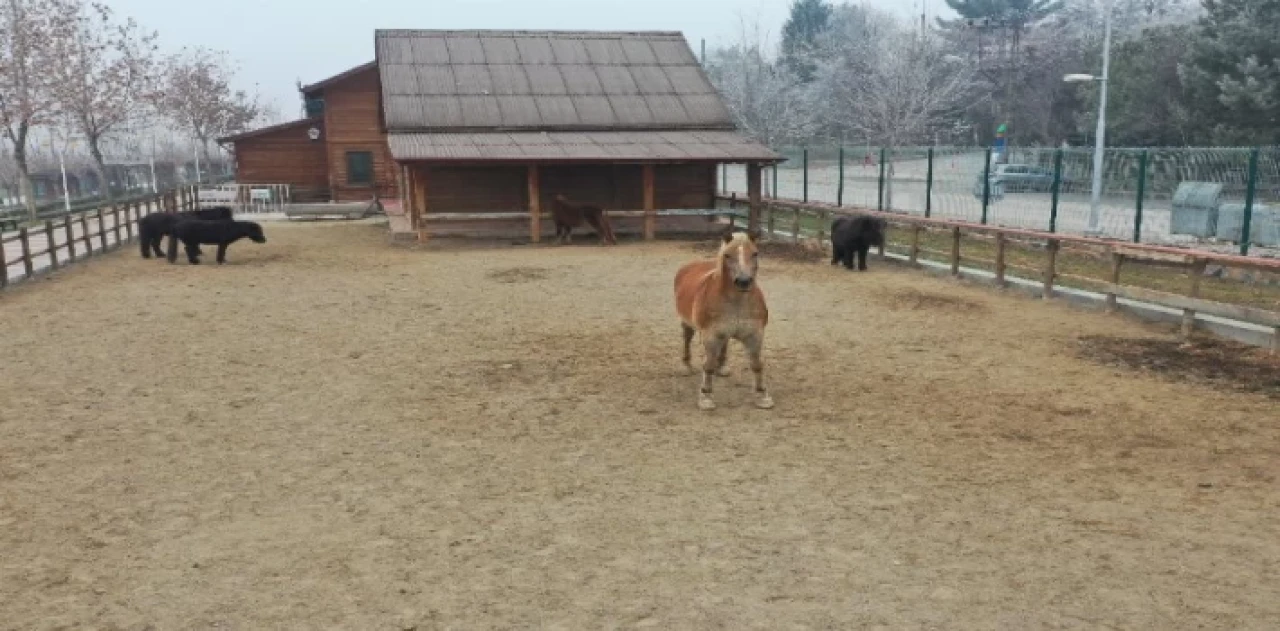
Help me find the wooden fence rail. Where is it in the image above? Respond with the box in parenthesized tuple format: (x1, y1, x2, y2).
(1, 186, 197, 291)
(721, 195, 1280, 352)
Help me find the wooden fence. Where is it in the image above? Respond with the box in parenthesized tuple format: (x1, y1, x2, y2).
(721, 195, 1280, 352)
(1, 186, 198, 290)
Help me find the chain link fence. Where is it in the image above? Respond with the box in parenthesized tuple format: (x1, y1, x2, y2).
(723, 145, 1280, 257)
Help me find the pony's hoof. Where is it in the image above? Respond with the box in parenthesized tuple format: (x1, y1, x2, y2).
(698, 396, 716, 411)
(716, 366, 731, 377)
(682, 362, 695, 375)
(755, 394, 775, 410)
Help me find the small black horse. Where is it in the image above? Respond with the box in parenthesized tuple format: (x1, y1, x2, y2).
(138, 206, 234, 259)
(166, 219, 266, 265)
(830, 215, 887, 271)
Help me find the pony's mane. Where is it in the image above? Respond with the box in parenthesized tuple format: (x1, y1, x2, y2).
(718, 232, 753, 255)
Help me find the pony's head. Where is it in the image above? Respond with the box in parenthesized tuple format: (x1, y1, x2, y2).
(718, 229, 761, 292)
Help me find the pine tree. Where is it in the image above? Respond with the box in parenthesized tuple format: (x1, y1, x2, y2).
(781, 0, 833, 82)
(1180, 0, 1280, 144)
(942, 0, 1064, 36)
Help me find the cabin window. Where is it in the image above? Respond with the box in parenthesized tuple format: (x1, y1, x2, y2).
(346, 151, 374, 186)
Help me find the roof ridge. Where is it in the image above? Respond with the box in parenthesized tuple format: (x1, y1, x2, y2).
(216, 117, 321, 144)
(375, 29, 686, 38)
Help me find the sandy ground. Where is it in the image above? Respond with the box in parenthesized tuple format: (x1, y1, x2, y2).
(1, 222, 1278, 630)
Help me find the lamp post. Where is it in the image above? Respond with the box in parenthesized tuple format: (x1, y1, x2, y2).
(1064, 0, 1112, 236)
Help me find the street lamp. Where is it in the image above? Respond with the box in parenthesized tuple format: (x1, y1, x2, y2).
(1064, 0, 1113, 237)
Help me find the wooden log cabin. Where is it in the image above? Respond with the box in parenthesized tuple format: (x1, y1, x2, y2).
(218, 61, 398, 202)
(223, 29, 779, 234)
(379, 29, 781, 240)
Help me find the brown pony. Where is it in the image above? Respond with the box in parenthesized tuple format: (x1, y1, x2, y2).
(673, 229, 774, 410)
(550, 194, 618, 245)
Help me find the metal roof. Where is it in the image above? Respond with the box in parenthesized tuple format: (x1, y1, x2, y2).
(375, 30, 735, 132)
(386, 130, 780, 163)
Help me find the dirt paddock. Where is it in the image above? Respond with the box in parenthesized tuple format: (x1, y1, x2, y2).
(1, 222, 1277, 629)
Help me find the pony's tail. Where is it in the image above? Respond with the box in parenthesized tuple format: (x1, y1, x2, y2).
(600, 211, 618, 245)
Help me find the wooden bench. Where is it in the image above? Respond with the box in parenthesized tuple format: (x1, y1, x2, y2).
(284, 199, 383, 221)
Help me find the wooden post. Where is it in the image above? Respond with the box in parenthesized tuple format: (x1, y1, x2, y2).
(97, 209, 108, 251)
(112, 206, 122, 246)
(413, 166, 428, 241)
(64, 216, 76, 261)
(0, 237, 7, 288)
(405, 167, 417, 231)
(908, 225, 921, 264)
(399, 164, 410, 224)
(124, 203, 135, 242)
(995, 232, 1007, 287)
(1106, 251, 1124, 312)
(44, 221, 58, 270)
(1182, 258, 1208, 339)
(766, 202, 776, 237)
(791, 206, 801, 243)
(19, 227, 33, 278)
(643, 163, 657, 240)
(1043, 239, 1060, 300)
(80, 214, 92, 254)
(817, 209, 828, 244)
(950, 227, 961, 276)
(528, 165, 542, 243)
(745, 162, 762, 236)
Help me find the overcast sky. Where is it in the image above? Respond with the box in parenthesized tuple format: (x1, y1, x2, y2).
(106, 0, 950, 119)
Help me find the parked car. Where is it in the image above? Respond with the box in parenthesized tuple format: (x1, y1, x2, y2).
(973, 163, 1065, 196)
(972, 174, 1006, 202)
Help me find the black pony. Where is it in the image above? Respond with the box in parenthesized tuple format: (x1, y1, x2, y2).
(166, 219, 266, 265)
(830, 215, 887, 271)
(138, 206, 234, 259)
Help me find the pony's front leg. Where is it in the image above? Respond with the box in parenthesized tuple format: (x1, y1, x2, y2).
(744, 333, 775, 409)
(699, 335, 727, 411)
(716, 339, 731, 377)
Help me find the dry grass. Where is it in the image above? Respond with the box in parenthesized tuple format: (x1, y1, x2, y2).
(895, 227, 1280, 311)
(775, 208, 1280, 311)
(1, 221, 1278, 629)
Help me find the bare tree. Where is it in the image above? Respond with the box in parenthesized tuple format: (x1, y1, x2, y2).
(0, 0, 76, 218)
(0, 145, 18, 204)
(705, 17, 820, 147)
(154, 47, 260, 169)
(815, 23, 978, 206)
(47, 1, 157, 202)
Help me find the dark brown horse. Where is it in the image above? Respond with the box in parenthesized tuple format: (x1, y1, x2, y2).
(550, 194, 618, 245)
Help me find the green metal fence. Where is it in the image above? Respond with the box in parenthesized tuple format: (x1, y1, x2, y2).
(723, 145, 1280, 256)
